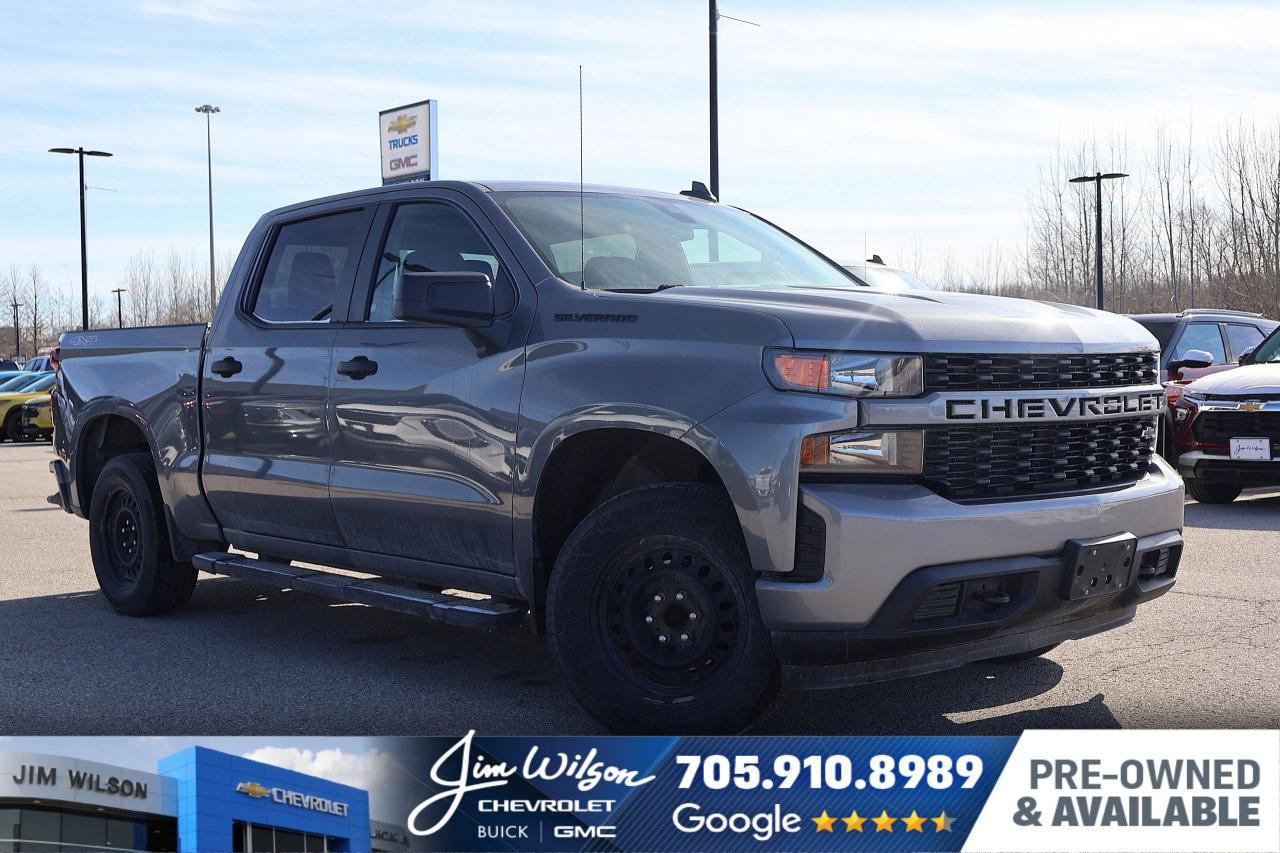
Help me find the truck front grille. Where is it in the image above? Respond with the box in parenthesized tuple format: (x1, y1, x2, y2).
(924, 352, 1157, 392)
(1193, 411, 1280, 444)
(923, 417, 1157, 501)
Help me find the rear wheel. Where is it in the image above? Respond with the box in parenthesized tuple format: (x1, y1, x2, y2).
(1186, 480, 1242, 504)
(547, 483, 779, 734)
(88, 453, 198, 616)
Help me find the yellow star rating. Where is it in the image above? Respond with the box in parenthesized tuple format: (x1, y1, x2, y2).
(813, 809, 956, 833)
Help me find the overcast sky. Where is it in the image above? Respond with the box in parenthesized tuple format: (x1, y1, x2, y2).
(3, 0, 1280, 306)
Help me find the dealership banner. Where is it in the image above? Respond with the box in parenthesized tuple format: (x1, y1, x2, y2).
(376, 730, 1279, 853)
(2, 731, 1276, 852)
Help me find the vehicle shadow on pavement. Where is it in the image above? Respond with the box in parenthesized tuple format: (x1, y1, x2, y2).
(749, 661, 1119, 735)
(0, 574, 1117, 737)
(1183, 490, 1280, 531)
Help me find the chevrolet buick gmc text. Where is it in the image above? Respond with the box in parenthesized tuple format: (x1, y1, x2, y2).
(49, 181, 1185, 732)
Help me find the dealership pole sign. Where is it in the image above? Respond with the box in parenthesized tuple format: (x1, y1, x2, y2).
(379, 99, 436, 185)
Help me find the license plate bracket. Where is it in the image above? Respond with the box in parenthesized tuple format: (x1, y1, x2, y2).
(1062, 534, 1138, 601)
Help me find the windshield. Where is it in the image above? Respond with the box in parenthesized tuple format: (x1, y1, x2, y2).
(1251, 327, 1280, 363)
(495, 192, 859, 291)
(1131, 318, 1178, 350)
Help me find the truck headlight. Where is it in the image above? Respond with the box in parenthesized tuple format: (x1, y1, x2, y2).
(800, 429, 925, 475)
(765, 349, 924, 398)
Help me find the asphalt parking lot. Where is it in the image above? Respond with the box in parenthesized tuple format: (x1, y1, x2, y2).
(1, 440, 1277, 735)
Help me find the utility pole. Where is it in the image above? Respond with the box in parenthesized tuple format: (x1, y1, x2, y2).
(48, 146, 113, 329)
(111, 288, 127, 328)
(10, 300, 22, 359)
(1069, 171, 1128, 311)
(195, 104, 221, 315)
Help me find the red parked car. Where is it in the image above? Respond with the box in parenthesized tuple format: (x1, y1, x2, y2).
(1169, 325, 1280, 503)
(1129, 309, 1278, 455)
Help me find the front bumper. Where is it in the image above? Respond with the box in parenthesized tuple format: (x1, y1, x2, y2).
(1178, 449, 1280, 486)
(755, 456, 1185, 687)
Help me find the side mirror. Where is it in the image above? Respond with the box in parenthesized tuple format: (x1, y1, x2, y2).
(1168, 348, 1214, 376)
(394, 271, 495, 328)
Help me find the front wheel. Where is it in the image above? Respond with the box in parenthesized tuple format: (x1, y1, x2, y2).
(547, 483, 779, 734)
(2, 411, 22, 442)
(1186, 481, 1242, 504)
(88, 453, 198, 616)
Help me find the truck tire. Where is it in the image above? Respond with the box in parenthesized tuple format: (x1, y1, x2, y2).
(547, 483, 779, 734)
(2, 410, 22, 442)
(88, 453, 198, 616)
(1186, 480, 1242, 504)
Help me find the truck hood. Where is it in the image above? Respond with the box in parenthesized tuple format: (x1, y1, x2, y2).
(1185, 363, 1280, 395)
(659, 286, 1157, 354)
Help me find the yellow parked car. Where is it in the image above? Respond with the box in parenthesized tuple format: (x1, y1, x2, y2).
(20, 393, 53, 441)
(0, 373, 56, 441)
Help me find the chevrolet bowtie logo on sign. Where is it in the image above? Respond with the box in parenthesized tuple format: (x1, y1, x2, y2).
(235, 781, 351, 816)
(387, 114, 416, 134)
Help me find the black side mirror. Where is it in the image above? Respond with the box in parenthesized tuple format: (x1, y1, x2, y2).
(394, 271, 495, 327)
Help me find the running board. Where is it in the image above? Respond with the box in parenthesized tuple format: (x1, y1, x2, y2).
(192, 552, 525, 631)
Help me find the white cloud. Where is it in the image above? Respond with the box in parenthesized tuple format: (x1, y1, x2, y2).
(240, 746, 397, 791)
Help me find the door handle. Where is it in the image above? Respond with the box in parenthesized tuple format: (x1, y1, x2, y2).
(210, 356, 243, 378)
(336, 355, 378, 380)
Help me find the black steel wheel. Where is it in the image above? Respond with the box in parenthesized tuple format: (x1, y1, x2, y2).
(100, 488, 144, 584)
(88, 453, 198, 616)
(600, 544, 742, 692)
(548, 483, 779, 734)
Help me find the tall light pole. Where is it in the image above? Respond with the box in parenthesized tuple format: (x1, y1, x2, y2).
(111, 287, 127, 328)
(10, 300, 22, 359)
(1069, 171, 1128, 311)
(195, 104, 220, 315)
(48, 147, 113, 330)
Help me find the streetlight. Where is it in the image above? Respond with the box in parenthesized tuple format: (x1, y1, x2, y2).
(48, 146, 113, 330)
(111, 287, 127, 328)
(1069, 171, 1128, 311)
(707, 1, 757, 201)
(10, 300, 22, 359)
(195, 104, 220, 315)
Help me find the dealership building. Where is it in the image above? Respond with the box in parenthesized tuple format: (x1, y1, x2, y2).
(0, 747, 393, 852)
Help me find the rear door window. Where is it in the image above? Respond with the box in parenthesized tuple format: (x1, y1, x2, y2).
(1225, 324, 1265, 361)
(1170, 322, 1227, 365)
(251, 210, 369, 323)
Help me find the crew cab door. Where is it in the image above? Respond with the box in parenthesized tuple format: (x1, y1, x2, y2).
(202, 204, 374, 546)
(326, 195, 525, 573)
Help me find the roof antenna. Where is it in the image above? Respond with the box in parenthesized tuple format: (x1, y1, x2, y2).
(578, 64, 586, 290)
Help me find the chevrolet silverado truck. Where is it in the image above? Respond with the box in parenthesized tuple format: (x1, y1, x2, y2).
(50, 181, 1185, 733)
(1171, 324, 1280, 503)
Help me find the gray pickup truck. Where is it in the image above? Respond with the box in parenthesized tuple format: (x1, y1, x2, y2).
(50, 180, 1185, 732)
